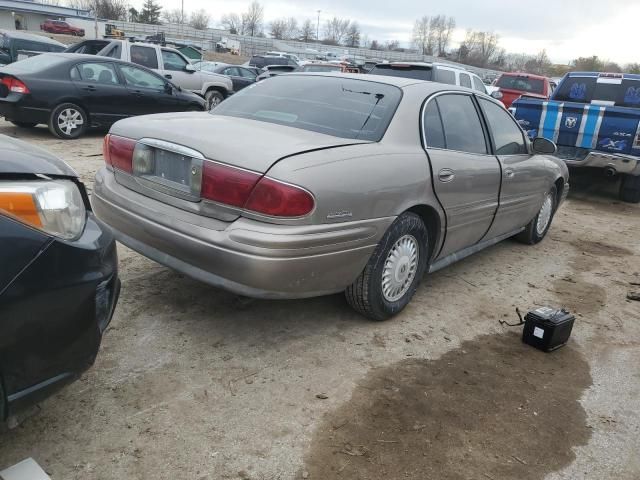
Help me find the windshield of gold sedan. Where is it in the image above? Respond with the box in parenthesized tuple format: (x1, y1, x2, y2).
(210, 75, 402, 141)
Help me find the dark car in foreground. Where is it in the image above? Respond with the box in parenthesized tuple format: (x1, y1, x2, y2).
(92, 73, 568, 321)
(0, 53, 206, 139)
(0, 135, 119, 420)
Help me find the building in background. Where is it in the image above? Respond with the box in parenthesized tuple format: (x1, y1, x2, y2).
(0, 0, 90, 32)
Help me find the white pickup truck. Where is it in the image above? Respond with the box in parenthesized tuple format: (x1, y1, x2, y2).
(65, 40, 233, 108)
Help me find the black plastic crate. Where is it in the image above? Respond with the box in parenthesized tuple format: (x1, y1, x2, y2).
(522, 307, 575, 352)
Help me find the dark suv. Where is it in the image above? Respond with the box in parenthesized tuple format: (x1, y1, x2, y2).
(0, 30, 65, 66)
(247, 55, 298, 69)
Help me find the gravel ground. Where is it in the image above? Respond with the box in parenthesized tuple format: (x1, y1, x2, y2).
(0, 120, 638, 480)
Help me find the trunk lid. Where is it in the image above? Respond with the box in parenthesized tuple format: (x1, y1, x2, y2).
(109, 112, 369, 173)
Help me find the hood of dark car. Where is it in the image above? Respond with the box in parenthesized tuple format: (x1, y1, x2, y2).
(109, 112, 370, 173)
(0, 134, 77, 176)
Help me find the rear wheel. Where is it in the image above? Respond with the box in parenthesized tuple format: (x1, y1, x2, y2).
(619, 174, 640, 203)
(346, 212, 429, 321)
(515, 185, 557, 245)
(48, 103, 88, 140)
(10, 121, 37, 128)
(205, 90, 224, 110)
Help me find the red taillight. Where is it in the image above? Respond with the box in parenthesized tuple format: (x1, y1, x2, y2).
(104, 134, 135, 173)
(1, 76, 29, 94)
(200, 160, 315, 217)
(201, 161, 261, 208)
(244, 177, 315, 217)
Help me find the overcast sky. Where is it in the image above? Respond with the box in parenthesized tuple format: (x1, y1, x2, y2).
(134, 0, 639, 64)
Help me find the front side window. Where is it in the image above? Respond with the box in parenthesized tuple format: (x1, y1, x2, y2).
(130, 45, 158, 69)
(119, 65, 165, 90)
(161, 50, 188, 72)
(238, 68, 256, 79)
(76, 62, 119, 85)
(211, 76, 402, 141)
(223, 67, 239, 76)
(433, 94, 487, 154)
(473, 76, 486, 93)
(479, 98, 527, 155)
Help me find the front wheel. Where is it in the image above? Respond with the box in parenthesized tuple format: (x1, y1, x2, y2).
(346, 212, 429, 321)
(205, 90, 224, 110)
(48, 103, 88, 139)
(515, 186, 557, 245)
(619, 174, 640, 203)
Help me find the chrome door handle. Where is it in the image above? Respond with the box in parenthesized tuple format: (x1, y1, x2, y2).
(505, 168, 515, 178)
(438, 168, 455, 183)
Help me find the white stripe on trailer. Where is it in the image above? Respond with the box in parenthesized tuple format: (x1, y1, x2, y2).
(538, 101, 548, 137)
(575, 104, 590, 147)
(591, 106, 606, 149)
(552, 103, 564, 143)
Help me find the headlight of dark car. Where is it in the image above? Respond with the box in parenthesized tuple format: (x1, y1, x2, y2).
(0, 179, 86, 240)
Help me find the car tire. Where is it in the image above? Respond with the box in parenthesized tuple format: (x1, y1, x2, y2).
(10, 121, 37, 128)
(205, 90, 224, 110)
(619, 174, 640, 203)
(345, 212, 429, 321)
(515, 185, 557, 245)
(48, 103, 88, 140)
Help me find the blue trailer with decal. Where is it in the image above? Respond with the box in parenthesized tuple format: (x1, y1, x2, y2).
(512, 72, 640, 203)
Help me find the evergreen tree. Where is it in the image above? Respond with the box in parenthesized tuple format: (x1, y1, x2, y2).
(139, 0, 162, 25)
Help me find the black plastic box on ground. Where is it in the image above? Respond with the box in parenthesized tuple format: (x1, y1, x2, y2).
(522, 307, 575, 352)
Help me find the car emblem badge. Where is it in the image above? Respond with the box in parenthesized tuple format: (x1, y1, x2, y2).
(565, 117, 578, 129)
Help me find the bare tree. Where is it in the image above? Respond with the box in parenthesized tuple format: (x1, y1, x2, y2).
(370, 39, 382, 50)
(242, 1, 264, 37)
(68, 0, 128, 20)
(298, 19, 316, 42)
(221, 13, 242, 34)
(283, 17, 298, 40)
(412, 16, 430, 55)
(269, 18, 286, 39)
(162, 8, 185, 24)
(345, 21, 360, 47)
(459, 29, 499, 67)
(431, 15, 455, 57)
(190, 9, 210, 30)
(385, 39, 400, 51)
(323, 17, 350, 45)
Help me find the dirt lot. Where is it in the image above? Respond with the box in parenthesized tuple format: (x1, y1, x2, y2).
(0, 120, 638, 480)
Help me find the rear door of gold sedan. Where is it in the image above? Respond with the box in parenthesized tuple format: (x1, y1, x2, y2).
(421, 92, 501, 258)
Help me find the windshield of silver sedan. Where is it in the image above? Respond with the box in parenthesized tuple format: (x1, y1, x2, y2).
(210, 75, 402, 141)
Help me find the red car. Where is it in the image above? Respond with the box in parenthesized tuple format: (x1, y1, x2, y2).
(491, 73, 552, 108)
(40, 19, 85, 36)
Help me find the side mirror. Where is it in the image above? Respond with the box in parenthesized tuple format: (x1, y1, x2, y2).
(164, 83, 173, 94)
(532, 137, 557, 155)
(184, 64, 196, 73)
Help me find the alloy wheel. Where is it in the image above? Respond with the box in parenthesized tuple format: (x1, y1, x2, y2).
(57, 108, 84, 136)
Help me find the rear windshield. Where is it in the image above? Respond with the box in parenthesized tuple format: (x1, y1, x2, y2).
(553, 76, 640, 108)
(369, 64, 433, 81)
(211, 75, 402, 141)
(496, 75, 544, 94)
(2, 54, 66, 73)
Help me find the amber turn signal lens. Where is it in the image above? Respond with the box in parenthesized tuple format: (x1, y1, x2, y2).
(0, 191, 42, 227)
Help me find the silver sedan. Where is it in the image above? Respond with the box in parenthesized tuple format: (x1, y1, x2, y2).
(92, 73, 569, 320)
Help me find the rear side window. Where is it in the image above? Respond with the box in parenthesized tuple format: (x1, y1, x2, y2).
(211, 76, 402, 141)
(77, 62, 119, 85)
(478, 98, 527, 155)
(460, 73, 472, 89)
(368, 64, 433, 81)
(432, 94, 487, 154)
(435, 68, 456, 85)
(423, 100, 445, 149)
(496, 75, 544, 94)
(130, 45, 158, 69)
